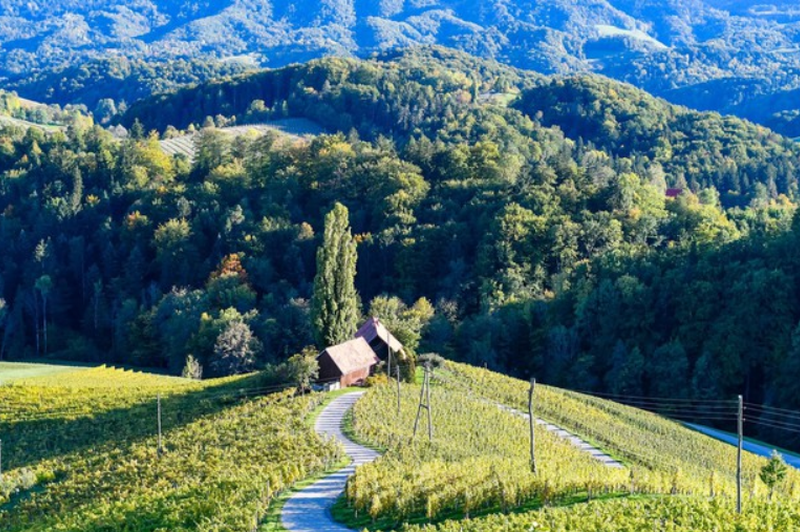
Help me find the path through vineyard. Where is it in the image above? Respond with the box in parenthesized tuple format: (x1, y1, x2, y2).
(281, 391, 379, 532)
(495, 403, 624, 468)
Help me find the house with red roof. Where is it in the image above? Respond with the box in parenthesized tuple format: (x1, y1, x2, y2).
(316, 317, 405, 388)
(317, 337, 380, 388)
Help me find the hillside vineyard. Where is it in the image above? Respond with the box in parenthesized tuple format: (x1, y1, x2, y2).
(4, 2, 800, 530)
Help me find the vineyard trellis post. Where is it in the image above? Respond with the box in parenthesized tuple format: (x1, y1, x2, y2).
(529, 378, 537, 474)
(737, 394, 743, 514)
(157, 393, 164, 457)
(396, 362, 401, 417)
(413, 362, 433, 441)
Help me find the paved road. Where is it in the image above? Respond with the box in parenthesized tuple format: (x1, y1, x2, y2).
(281, 392, 380, 532)
(685, 423, 800, 470)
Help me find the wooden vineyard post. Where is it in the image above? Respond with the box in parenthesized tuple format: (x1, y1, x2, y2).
(413, 362, 433, 442)
(426, 363, 433, 441)
(396, 363, 401, 417)
(529, 378, 537, 474)
(157, 393, 164, 457)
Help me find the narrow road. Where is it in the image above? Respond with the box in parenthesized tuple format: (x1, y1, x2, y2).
(281, 392, 380, 532)
(685, 423, 800, 470)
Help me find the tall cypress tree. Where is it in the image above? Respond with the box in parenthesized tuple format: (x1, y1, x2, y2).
(312, 202, 360, 347)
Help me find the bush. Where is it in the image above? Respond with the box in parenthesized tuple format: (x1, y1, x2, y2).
(365, 373, 390, 387)
(418, 353, 446, 369)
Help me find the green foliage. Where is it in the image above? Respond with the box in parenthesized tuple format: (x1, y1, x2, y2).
(5, 1, 800, 136)
(517, 76, 800, 206)
(398, 497, 800, 532)
(211, 319, 261, 376)
(312, 203, 360, 347)
(2, 51, 800, 452)
(7, 58, 251, 113)
(344, 363, 800, 528)
(368, 296, 434, 354)
(760, 451, 789, 499)
(286, 346, 320, 392)
(443, 362, 796, 499)
(181, 354, 203, 380)
(347, 381, 629, 524)
(0, 367, 343, 530)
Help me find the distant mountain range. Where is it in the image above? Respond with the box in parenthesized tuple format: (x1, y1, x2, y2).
(2, 0, 800, 134)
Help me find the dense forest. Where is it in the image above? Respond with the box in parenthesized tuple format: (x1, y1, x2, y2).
(5, 0, 800, 136)
(3, 49, 800, 446)
(5, 58, 252, 122)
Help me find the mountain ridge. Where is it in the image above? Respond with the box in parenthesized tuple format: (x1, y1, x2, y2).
(3, 0, 800, 134)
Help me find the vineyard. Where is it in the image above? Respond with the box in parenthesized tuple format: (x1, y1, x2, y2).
(339, 362, 800, 531)
(159, 119, 325, 160)
(440, 362, 793, 496)
(4, 362, 800, 531)
(0, 361, 91, 384)
(400, 497, 800, 532)
(0, 366, 344, 531)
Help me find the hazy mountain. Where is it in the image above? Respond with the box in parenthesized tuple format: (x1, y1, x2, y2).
(2, 0, 800, 133)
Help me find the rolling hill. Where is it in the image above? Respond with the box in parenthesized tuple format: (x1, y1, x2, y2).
(4, 0, 800, 134)
(0, 364, 343, 531)
(3, 360, 800, 531)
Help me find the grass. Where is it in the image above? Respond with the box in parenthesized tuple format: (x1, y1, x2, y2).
(0, 360, 93, 384)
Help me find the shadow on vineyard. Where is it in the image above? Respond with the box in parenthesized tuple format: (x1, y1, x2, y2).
(0, 369, 344, 531)
(1, 371, 287, 470)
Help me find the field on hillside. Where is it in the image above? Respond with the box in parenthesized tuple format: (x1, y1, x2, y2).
(0, 115, 62, 132)
(0, 366, 343, 531)
(0, 361, 91, 384)
(159, 119, 325, 160)
(339, 362, 800, 531)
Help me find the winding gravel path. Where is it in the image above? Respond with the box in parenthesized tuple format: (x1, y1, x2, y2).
(281, 392, 379, 532)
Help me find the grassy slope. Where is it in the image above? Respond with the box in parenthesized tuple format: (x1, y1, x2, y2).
(0, 361, 92, 384)
(333, 363, 800, 531)
(443, 362, 793, 496)
(0, 367, 346, 531)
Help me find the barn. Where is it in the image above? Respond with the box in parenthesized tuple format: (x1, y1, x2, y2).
(355, 317, 405, 360)
(317, 337, 380, 388)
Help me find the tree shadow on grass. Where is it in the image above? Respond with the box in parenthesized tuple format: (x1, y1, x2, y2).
(0, 372, 293, 471)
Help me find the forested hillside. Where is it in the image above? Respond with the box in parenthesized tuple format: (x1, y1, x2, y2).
(3, 50, 800, 448)
(4, 0, 800, 135)
(5, 58, 251, 122)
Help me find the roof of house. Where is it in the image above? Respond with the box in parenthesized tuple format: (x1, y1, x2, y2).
(355, 317, 404, 353)
(318, 337, 380, 375)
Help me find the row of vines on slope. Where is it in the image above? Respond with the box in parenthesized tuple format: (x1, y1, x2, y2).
(343, 365, 800, 529)
(0, 368, 343, 531)
(443, 361, 800, 498)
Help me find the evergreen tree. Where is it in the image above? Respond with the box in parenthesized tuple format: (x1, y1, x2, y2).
(312, 202, 359, 347)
